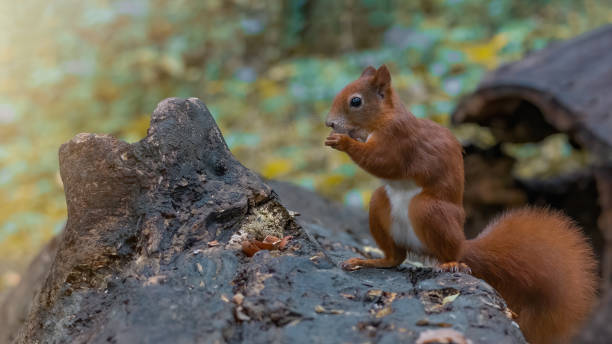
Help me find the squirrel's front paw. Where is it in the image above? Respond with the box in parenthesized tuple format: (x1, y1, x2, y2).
(341, 257, 365, 271)
(325, 133, 351, 151)
(435, 262, 472, 274)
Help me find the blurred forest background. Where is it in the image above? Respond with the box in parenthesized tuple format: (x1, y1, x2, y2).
(1, 0, 611, 290)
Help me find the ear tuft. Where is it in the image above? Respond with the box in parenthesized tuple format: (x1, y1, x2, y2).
(360, 66, 376, 78)
(372, 65, 391, 96)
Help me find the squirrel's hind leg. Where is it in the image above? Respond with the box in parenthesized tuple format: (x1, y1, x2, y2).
(341, 186, 406, 271)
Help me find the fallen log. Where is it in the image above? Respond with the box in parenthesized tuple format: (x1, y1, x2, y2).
(0, 98, 524, 344)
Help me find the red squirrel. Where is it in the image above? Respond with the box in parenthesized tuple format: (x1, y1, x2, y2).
(324, 65, 598, 344)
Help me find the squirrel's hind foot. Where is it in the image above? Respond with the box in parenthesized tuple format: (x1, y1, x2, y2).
(435, 262, 471, 274)
(341, 257, 366, 271)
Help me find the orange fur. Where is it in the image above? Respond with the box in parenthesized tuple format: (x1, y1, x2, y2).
(462, 208, 598, 343)
(325, 65, 598, 344)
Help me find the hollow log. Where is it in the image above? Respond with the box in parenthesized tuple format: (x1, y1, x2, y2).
(452, 25, 612, 292)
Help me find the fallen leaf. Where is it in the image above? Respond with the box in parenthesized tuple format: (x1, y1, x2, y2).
(279, 235, 293, 250)
(340, 293, 356, 299)
(287, 319, 301, 326)
(441, 293, 459, 305)
(235, 306, 251, 321)
(143, 275, 167, 286)
(416, 328, 472, 344)
(315, 305, 344, 315)
(252, 240, 276, 250)
(384, 291, 398, 303)
(421, 288, 460, 313)
(196, 262, 203, 273)
(233, 292, 245, 305)
(416, 319, 453, 328)
(207, 240, 220, 247)
(263, 235, 281, 245)
(375, 306, 393, 318)
(241, 240, 260, 257)
(366, 289, 383, 300)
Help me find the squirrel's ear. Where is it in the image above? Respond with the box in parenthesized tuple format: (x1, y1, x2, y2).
(360, 66, 376, 78)
(372, 65, 391, 97)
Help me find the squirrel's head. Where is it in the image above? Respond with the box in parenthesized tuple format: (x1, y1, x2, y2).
(325, 65, 393, 142)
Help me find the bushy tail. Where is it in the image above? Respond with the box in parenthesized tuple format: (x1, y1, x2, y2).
(461, 208, 598, 344)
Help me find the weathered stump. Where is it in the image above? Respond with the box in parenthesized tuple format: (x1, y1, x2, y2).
(452, 25, 612, 293)
(0, 98, 524, 344)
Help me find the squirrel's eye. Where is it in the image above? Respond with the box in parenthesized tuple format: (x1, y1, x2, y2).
(350, 96, 362, 107)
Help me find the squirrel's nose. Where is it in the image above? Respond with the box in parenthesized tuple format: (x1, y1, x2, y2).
(325, 120, 335, 129)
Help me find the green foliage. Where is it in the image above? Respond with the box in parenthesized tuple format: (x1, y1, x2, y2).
(1, 0, 611, 284)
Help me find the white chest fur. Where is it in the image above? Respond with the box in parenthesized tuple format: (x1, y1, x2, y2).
(382, 180, 428, 255)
